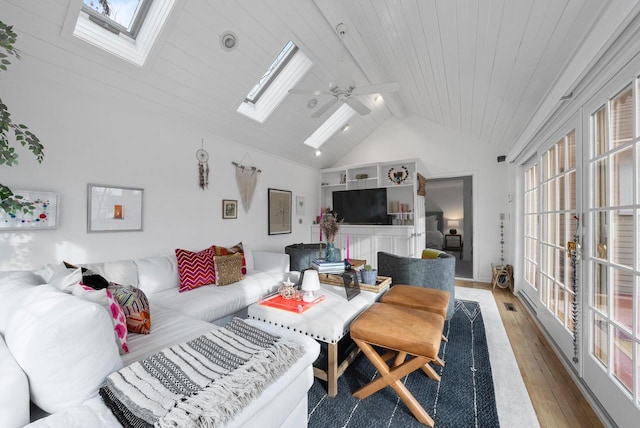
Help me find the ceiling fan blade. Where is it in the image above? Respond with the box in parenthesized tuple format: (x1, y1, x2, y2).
(352, 82, 400, 95)
(312, 98, 339, 118)
(345, 97, 371, 116)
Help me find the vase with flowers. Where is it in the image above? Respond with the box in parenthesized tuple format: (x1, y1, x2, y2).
(320, 211, 342, 262)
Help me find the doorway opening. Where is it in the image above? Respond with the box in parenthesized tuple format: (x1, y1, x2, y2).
(425, 176, 473, 279)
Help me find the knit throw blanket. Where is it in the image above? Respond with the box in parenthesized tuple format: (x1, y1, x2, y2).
(99, 318, 305, 428)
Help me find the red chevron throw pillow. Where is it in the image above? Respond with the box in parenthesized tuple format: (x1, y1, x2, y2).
(175, 247, 216, 292)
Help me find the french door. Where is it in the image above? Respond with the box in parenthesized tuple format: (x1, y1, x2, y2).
(523, 126, 580, 359)
(582, 78, 640, 426)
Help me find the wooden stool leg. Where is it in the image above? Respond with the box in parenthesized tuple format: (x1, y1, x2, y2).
(353, 339, 435, 427)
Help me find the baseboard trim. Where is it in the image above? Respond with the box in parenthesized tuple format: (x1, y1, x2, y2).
(516, 291, 617, 428)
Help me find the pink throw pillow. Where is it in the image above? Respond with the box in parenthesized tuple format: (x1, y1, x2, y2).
(76, 283, 129, 354)
(175, 247, 216, 292)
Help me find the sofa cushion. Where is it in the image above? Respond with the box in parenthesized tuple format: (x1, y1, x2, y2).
(214, 253, 245, 286)
(4, 285, 122, 413)
(0, 334, 30, 428)
(108, 283, 151, 334)
(73, 284, 129, 354)
(0, 270, 46, 286)
(135, 255, 180, 295)
(175, 247, 216, 292)
(82, 260, 139, 287)
(422, 248, 448, 259)
(46, 263, 82, 292)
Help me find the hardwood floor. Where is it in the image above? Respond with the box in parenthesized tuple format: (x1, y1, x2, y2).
(455, 279, 603, 428)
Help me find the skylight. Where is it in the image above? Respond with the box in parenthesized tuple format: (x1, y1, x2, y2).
(82, 0, 152, 38)
(246, 41, 297, 104)
(237, 41, 312, 123)
(303, 104, 356, 149)
(69, 0, 175, 67)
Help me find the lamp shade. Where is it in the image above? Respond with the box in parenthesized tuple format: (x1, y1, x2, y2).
(447, 220, 460, 234)
(301, 269, 321, 302)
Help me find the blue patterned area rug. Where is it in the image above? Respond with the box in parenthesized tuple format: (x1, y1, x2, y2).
(307, 299, 500, 428)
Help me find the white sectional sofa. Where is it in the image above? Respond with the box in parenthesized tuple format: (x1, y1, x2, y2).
(0, 249, 319, 428)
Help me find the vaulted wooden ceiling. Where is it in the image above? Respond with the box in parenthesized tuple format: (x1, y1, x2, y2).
(3, 0, 636, 168)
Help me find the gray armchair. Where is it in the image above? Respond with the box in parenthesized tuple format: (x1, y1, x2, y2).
(377, 251, 456, 319)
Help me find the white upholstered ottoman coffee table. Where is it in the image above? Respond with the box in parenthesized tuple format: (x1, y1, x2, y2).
(247, 282, 388, 397)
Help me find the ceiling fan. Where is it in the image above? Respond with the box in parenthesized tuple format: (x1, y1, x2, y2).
(289, 23, 399, 119)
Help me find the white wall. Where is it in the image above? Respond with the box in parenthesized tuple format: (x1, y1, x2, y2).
(336, 115, 511, 282)
(0, 57, 319, 270)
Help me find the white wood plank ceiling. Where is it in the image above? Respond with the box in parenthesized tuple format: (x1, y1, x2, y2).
(1, 0, 632, 168)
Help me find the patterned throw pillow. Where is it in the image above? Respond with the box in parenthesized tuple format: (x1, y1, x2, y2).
(212, 242, 247, 275)
(108, 283, 151, 335)
(64, 261, 109, 290)
(175, 247, 216, 292)
(74, 283, 129, 354)
(213, 253, 245, 286)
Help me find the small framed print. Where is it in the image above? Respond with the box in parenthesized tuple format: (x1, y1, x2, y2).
(296, 195, 305, 216)
(222, 199, 237, 219)
(268, 188, 291, 235)
(88, 184, 143, 233)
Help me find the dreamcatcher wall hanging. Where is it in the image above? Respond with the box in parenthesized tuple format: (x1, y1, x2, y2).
(196, 139, 210, 190)
(232, 153, 261, 212)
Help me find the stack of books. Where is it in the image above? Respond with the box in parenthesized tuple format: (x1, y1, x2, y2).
(311, 258, 345, 274)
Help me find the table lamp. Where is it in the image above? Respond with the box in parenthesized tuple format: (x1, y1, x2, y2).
(301, 269, 321, 302)
(448, 220, 459, 235)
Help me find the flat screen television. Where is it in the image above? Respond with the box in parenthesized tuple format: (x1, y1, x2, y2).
(332, 188, 390, 225)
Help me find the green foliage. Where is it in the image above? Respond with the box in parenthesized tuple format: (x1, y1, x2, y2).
(363, 264, 373, 271)
(0, 20, 44, 215)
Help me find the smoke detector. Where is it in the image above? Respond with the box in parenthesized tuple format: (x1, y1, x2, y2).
(220, 31, 238, 51)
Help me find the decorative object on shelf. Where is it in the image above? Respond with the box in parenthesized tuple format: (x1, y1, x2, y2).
(340, 173, 346, 184)
(361, 264, 378, 285)
(447, 220, 459, 235)
(417, 173, 427, 196)
(387, 165, 409, 185)
(278, 279, 296, 299)
(268, 188, 291, 235)
(222, 199, 237, 219)
(233, 153, 262, 212)
(300, 269, 321, 302)
(296, 195, 305, 215)
(87, 184, 143, 233)
(355, 173, 368, 180)
(196, 139, 209, 190)
(0, 190, 59, 231)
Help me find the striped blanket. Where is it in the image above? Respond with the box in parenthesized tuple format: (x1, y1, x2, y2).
(99, 318, 305, 428)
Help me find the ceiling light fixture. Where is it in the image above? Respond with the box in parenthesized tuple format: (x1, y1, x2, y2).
(308, 98, 318, 108)
(315, 150, 322, 156)
(342, 124, 350, 132)
(220, 31, 238, 51)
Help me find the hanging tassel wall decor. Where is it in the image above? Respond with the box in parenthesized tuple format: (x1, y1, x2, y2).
(196, 139, 210, 190)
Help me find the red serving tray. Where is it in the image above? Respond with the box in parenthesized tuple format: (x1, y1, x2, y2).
(259, 291, 325, 313)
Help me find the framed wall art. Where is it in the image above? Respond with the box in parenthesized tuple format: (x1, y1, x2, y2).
(268, 188, 291, 235)
(296, 195, 305, 215)
(222, 199, 237, 219)
(87, 184, 143, 233)
(0, 190, 59, 231)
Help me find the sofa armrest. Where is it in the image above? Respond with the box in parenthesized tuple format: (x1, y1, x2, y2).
(252, 251, 290, 273)
(0, 334, 30, 428)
